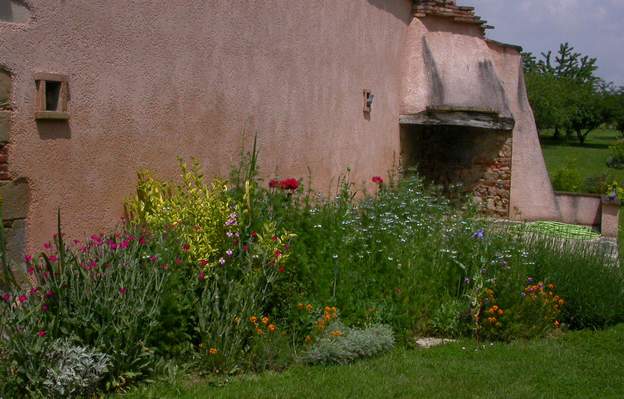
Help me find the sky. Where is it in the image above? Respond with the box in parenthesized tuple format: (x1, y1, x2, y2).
(466, 0, 624, 86)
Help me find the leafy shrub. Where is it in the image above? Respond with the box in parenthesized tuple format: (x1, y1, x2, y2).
(551, 165, 583, 192)
(607, 140, 624, 169)
(429, 298, 469, 338)
(43, 338, 110, 398)
(301, 321, 395, 365)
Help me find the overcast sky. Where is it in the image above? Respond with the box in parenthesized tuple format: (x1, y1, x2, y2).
(466, 0, 623, 86)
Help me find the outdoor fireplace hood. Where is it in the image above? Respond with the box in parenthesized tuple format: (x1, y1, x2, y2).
(401, 33, 516, 131)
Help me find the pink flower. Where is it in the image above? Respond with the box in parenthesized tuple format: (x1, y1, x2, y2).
(119, 287, 127, 296)
(43, 242, 52, 250)
(149, 255, 158, 262)
(41, 303, 49, 312)
(18, 294, 28, 304)
(108, 240, 118, 250)
(45, 290, 55, 298)
(119, 239, 130, 250)
(139, 236, 146, 245)
(161, 263, 169, 271)
(1, 293, 10, 303)
(182, 243, 190, 252)
(274, 249, 283, 259)
(198, 271, 206, 282)
(37, 330, 46, 337)
(24, 255, 33, 264)
(372, 176, 384, 184)
(48, 255, 58, 263)
(27, 267, 35, 275)
(29, 287, 39, 296)
(175, 258, 183, 265)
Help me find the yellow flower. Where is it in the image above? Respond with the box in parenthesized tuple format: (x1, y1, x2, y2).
(261, 316, 269, 325)
(268, 324, 276, 333)
(209, 347, 218, 355)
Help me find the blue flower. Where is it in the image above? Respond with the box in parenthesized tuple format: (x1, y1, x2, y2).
(472, 228, 485, 239)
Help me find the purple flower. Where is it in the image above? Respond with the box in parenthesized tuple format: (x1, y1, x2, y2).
(463, 277, 471, 284)
(472, 229, 485, 239)
(226, 249, 234, 257)
(527, 277, 534, 284)
(219, 257, 226, 265)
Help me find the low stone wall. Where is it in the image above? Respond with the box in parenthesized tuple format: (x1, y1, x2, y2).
(555, 192, 602, 227)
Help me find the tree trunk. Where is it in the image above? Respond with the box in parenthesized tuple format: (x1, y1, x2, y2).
(576, 129, 585, 145)
(553, 126, 561, 140)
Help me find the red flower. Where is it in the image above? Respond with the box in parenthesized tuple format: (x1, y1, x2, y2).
(274, 249, 283, 259)
(250, 231, 258, 239)
(1, 293, 10, 303)
(119, 287, 127, 296)
(37, 330, 46, 337)
(175, 258, 183, 265)
(27, 267, 35, 275)
(29, 287, 39, 296)
(372, 176, 384, 184)
(242, 244, 249, 253)
(199, 259, 209, 266)
(279, 178, 299, 191)
(269, 179, 280, 189)
(278, 266, 286, 273)
(24, 255, 33, 264)
(198, 271, 206, 282)
(182, 243, 190, 252)
(45, 290, 55, 298)
(48, 255, 58, 263)
(18, 295, 28, 304)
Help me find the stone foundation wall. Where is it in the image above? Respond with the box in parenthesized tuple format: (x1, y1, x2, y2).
(0, 66, 28, 265)
(473, 137, 512, 217)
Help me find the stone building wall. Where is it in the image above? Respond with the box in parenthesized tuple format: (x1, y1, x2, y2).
(473, 136, 512, 217)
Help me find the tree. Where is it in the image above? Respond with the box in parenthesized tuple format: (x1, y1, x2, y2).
(523, 43, 610, 145)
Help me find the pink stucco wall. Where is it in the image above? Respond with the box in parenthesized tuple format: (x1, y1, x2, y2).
(0, 0, 413, 250)
(554, 192, 601, 227)
(400, 15, 561, 221)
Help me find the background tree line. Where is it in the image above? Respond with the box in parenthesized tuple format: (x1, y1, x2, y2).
(523, 43, 624, 144)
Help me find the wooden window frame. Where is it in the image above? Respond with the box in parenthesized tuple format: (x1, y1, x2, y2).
(34, 72, 69, 120)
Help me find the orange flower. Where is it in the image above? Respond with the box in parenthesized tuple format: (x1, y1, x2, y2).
(324, 313, 331, 321)
(306, 304, 313, 312)
(256, 327, 264, 336)
(330, 330, 343, 337)
(209, 347, 218, 355)
(554, 320, 561, 328)
(297, 303, 305, 310)
(305, 335, 313, 344)
(497, 309, 504, 316)
(268, 324, 276, 333)
(492, 305, 499, 312)
(558, 299, 565, 306)
(324, 306, 331, 313)
(261, 316, 269, 325)
(249, 316, 258, 324)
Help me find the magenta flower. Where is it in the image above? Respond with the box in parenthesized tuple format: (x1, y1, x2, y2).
(24, 255, 33, 263)
(1, 293, 10, 303)
(198, 271, 206, 282)
(27, 267, 35, 275)
(18, 295, 28, 304)
(149, 255, 158, 262)
(37, 330, 46, 337)
(119, 287, 127, 296)
(29, 287, 39, 296)
(41, 303, 49, 312)
(139, 236, 146, 246)
(372, 176, 384, 184)
(45, 290, 55, 298)
(175, 258, 183, 265)
(109, 241, 118, 250)
(43, 242, 52, 250)
(48, 255, 58, 263)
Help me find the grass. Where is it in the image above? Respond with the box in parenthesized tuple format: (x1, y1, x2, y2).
(540, 128, 624, 184)
(122, 324, 624, 399)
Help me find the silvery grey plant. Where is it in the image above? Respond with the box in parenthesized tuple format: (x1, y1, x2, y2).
(43, 338, 110, 398)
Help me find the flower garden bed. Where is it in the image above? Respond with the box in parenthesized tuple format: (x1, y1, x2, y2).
(1, 148, 624, 397)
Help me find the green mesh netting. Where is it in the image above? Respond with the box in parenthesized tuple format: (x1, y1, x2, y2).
(521, 221, 601, 241)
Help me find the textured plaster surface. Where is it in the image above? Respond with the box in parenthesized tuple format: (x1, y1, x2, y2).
(0, 0, 412, 249)
(554, 193, 601, 226)
(401, 16, 560, 221)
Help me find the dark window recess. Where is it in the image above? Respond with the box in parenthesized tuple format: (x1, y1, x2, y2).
(45, 81, 61, 111)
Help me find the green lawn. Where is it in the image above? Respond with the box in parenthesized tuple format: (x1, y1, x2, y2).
(121, 325, 624, 399)
(540, 128, 624, 185)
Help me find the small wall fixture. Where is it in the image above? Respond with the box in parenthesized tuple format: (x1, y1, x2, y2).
(363, 89, 374, 113)
(34, 73, 69, 120)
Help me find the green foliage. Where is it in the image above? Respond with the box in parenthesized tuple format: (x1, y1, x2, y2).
(429, 298, 469, 338)
(607, 140, 624, 169)
(551, 163, 583, 191)
(301, 321, 395, 365)
(125, 159, 231, 263)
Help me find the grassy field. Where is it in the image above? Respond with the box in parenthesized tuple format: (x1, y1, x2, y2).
(540, 128, 624, 187)
(121, 324, 624, 399)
